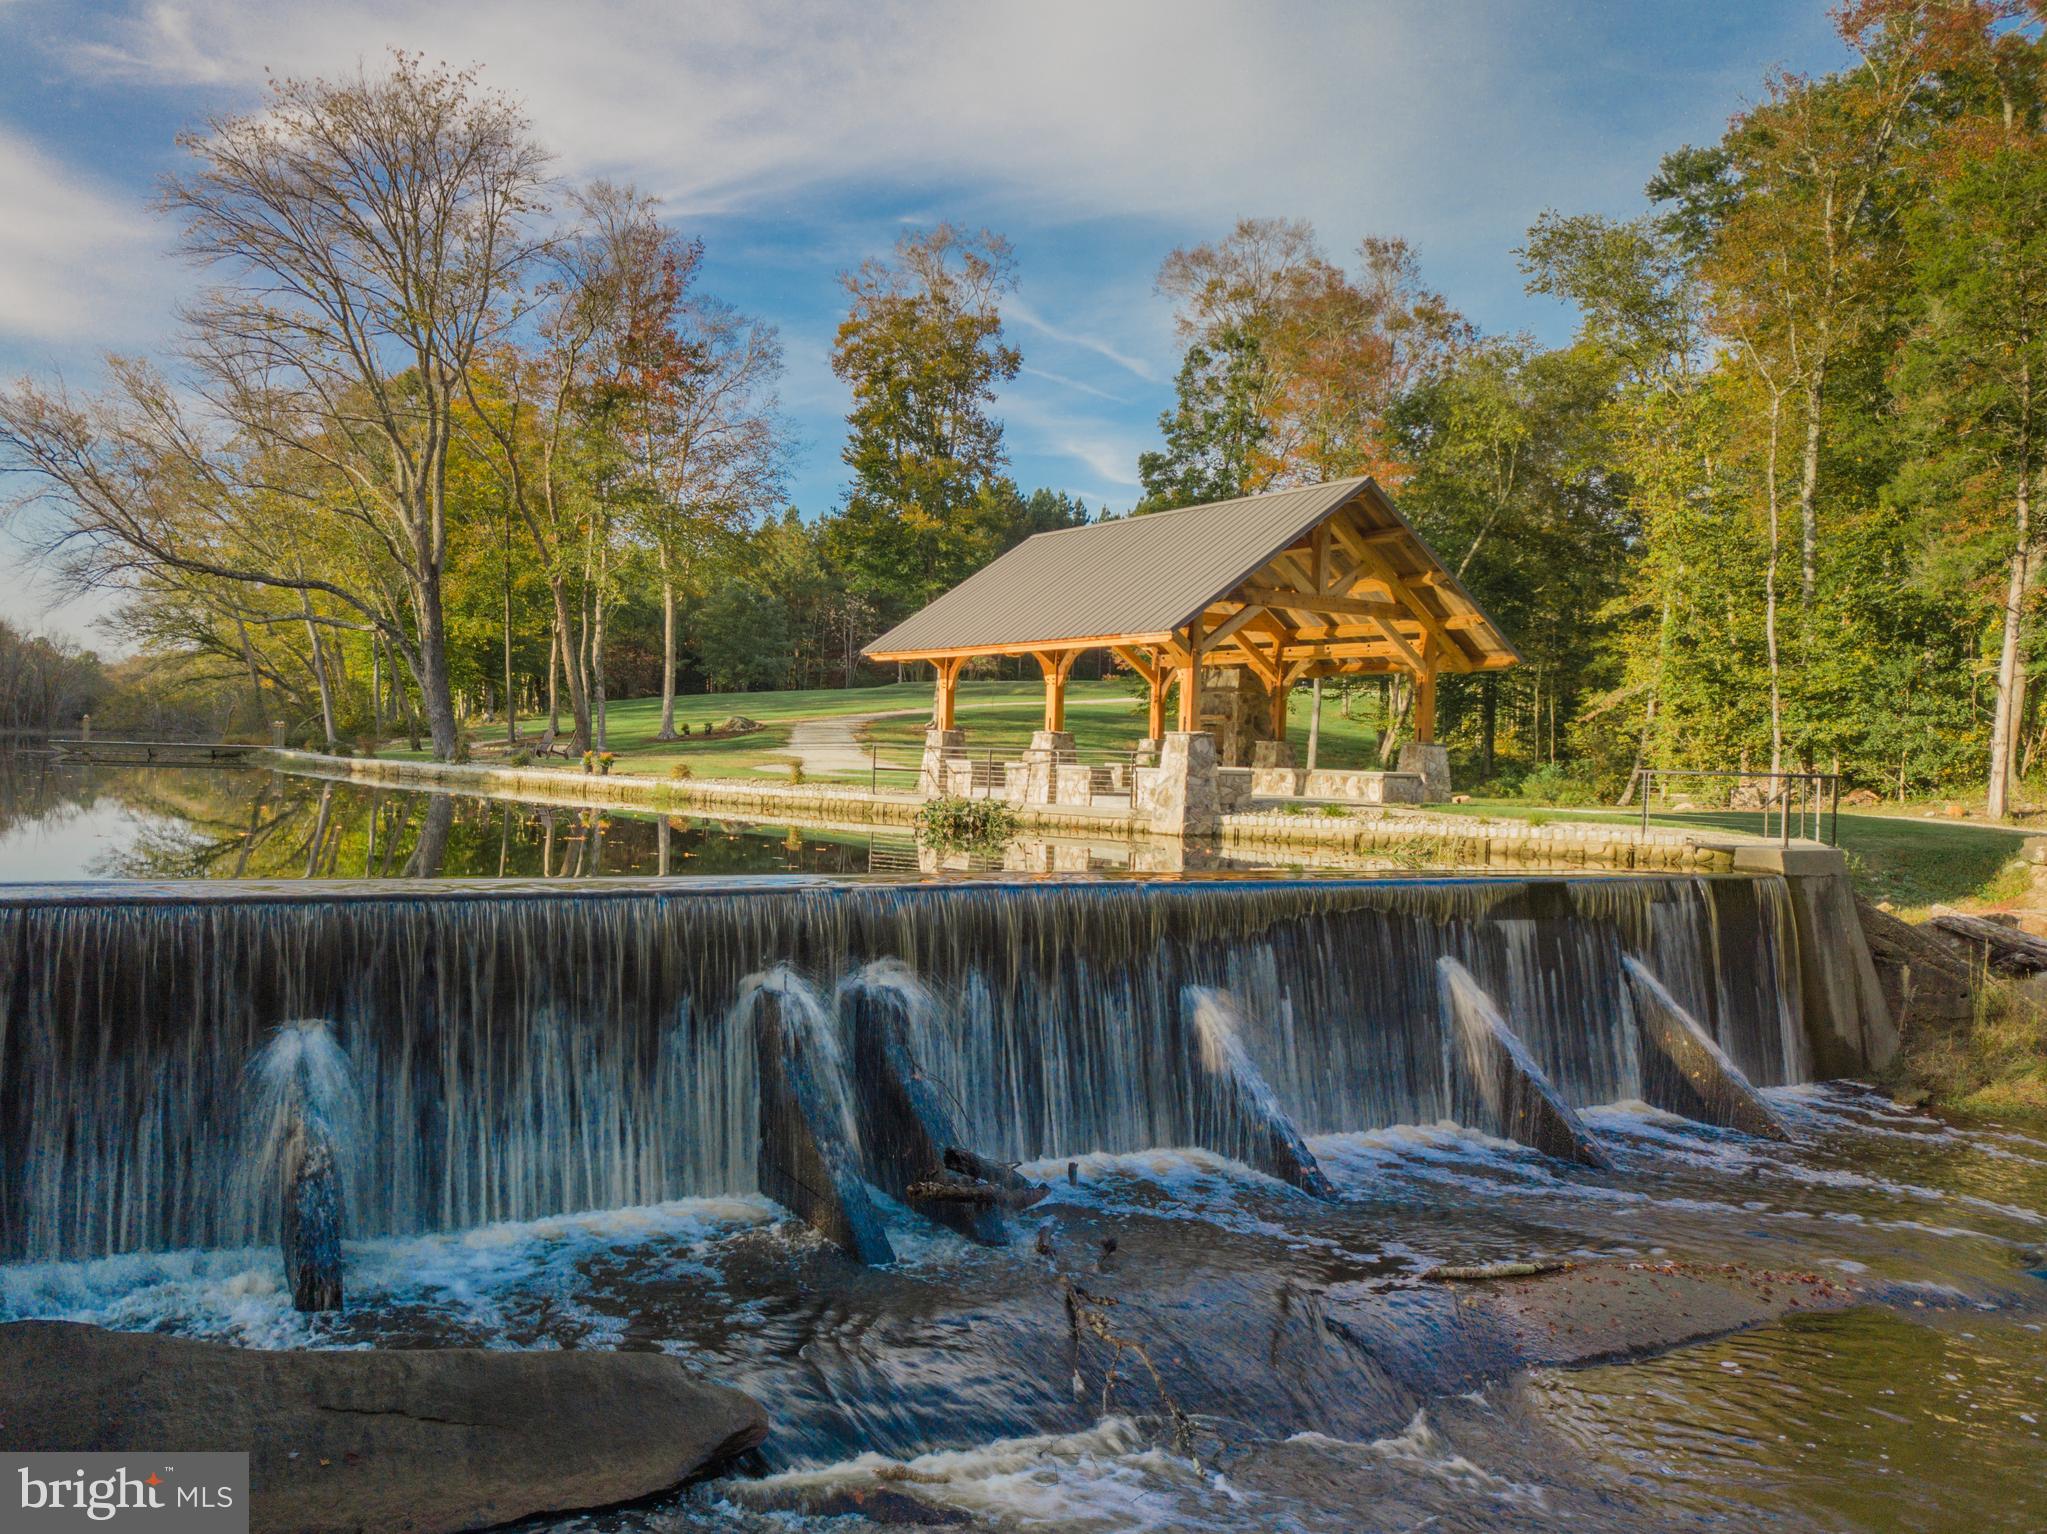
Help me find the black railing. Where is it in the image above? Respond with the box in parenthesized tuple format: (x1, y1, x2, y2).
(1630, 767, 1840, 847)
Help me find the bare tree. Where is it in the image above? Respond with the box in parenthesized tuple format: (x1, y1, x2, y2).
(127, 53, 546, 759)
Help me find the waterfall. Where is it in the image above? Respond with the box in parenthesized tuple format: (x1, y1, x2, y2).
(0, 875, 1813, 1263)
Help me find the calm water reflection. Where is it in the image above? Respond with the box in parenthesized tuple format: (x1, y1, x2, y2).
(0, 753, 914, 881)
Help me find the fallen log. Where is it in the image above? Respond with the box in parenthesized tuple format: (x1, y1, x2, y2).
(1425, 1259, 1575, 1282)
(907, 1173, 1049, 1210)
(1927, 906, 2047, 974)
(942, 1145, 1037, 1192)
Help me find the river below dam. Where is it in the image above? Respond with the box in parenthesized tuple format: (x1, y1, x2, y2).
(0, 756, 2041, 1532)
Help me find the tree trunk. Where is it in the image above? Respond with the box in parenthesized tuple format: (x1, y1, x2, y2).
(503, 552, 517, 748)
(1797, 365, 1824, 613)
(1480, 674, 1496, 779)
(1989, 470, 2033, 821)
(1764, 386, 1785, 776)
(548, 575, 592, 753)
(413, 584, 461, 760)
(300, 592, 338, 749)
(657, 557, 679, 741)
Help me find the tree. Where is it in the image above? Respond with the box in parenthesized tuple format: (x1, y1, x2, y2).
(826, 224, 1022, 616)
(160, 53, 550, 759)
(1147, 219, 1466, 503)
(1897, 128, 2047, 814)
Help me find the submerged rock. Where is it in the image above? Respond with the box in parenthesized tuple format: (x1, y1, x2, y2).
(1437, 957, 1609, 1169)
(0, 1320, 767, 1534)
(1623, 958, 1791, 1140)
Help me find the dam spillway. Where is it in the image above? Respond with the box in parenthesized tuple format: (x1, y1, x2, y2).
(0, 873, 1823, 1263)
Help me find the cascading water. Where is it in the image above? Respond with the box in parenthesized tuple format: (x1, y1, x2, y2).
(0, 874, 1818, 1263)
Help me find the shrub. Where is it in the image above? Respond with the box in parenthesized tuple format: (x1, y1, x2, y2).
(680, 722, 693, 737)
(1320, 803, 1350, 819)
(916, 795, 1018, 852)
(326, 740, 354, 758)
(1515, 762, 1595, 807)
(668, 761, 693, 781)
(354, 735, 379, 758)
(449, 738, 471, 765)
(508, 749, 533, 767)
(781, 757, 806, 786)
(597, 751, 616, 775)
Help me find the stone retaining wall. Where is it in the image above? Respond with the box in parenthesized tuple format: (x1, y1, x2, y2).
(1219, 806, 1738, 870)
(268, 750, 1742, 868)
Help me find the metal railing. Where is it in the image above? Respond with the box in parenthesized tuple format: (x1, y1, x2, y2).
(1630, 767, 1840, 847)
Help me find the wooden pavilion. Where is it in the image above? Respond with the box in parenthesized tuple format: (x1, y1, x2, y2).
(862, 476, 1520, 760)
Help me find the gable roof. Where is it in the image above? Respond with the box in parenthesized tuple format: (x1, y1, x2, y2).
(861, 475, 1519, 672)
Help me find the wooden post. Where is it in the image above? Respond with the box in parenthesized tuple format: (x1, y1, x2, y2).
(1177, 624, 1203, 733)
(1147, 655, 1166, 742)
(932, 658, 961, 731)
(1035, 651, 1075, 732)
(1415, 651, 1438, 744)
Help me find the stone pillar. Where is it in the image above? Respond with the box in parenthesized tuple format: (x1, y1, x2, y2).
(1398, 741, 1451, 803)
(919, 726, 967, 797)
(1022, 729, 1073, 804)
(1138, 730, 1220, 836)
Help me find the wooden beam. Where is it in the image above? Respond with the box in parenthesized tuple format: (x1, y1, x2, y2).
(1329, 521, 1475, 673)
(1239, 584, 1402, 620)
(1235, 631, 1283, 689)
(868, 630, 1176, 664)
(1109, 645, 1158, 686)
(1415, 639, 1438, 743)
(1371, 616, 1426, 674)
(1199, 602, 1267, 651)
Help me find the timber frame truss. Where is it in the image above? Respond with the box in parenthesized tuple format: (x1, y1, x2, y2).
(867, 480, 1520, 745)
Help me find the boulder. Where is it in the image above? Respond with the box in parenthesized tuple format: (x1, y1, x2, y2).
(0, 1321, 767, 1534)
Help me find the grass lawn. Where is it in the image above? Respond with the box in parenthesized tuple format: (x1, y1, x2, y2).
(1429, 798, 2030, 914)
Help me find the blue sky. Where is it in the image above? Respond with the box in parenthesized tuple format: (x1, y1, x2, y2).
(0, 0, 1849, 645)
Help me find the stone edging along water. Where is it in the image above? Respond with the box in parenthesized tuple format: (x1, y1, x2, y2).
(267, 750, 1750, 871)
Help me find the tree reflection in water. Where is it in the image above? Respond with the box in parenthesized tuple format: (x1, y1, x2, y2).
(0, 753, 905, 881)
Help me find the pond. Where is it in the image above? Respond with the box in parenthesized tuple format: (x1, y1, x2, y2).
(0, 752, 917, 882)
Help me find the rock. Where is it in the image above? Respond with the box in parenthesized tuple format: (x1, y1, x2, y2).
(1450, 793, 1472, 804)
(0, 1321, 767, 1534)
(1856, 895, 1977, 1031)
(732, 1483, 971, 1525)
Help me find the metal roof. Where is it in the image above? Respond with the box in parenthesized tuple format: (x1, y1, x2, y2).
(862, 475, 1520, 670)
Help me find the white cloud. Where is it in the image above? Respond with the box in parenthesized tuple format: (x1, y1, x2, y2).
(1008, 298, 1160, 383)
(0, 127, 157, 344)
(52, 2, 1540, 249)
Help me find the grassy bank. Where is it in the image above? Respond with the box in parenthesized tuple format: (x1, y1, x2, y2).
(1893, 976, 2047, 1123)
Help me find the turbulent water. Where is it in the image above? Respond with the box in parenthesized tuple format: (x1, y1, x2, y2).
(0, 875, 1804, 1260)
(4, 1088, 2041, 1532)
(0, 761, 2039, 1529)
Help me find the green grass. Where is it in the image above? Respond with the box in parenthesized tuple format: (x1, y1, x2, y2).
(1428, 798, 2029, 913)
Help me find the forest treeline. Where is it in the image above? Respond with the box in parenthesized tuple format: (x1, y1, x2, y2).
(3, 4, 2044, 804)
